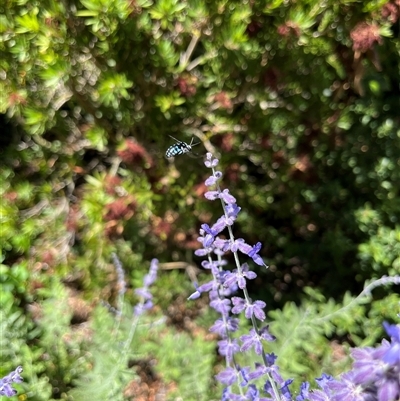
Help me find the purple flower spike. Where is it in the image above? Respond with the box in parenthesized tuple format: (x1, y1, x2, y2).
(0, 366, 23, 397)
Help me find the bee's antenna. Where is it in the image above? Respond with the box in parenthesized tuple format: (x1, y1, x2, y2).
(189, 137, 200, 147)
(168, 135, 182, 143)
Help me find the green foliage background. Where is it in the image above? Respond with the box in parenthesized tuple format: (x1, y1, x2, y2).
(1, 0, 399, 399)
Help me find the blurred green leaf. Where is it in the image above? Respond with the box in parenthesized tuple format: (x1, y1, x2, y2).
(15, 12, 40, 33)
(85, 125, 108, 151)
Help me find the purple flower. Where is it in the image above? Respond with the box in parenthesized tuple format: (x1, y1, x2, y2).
(194, 248, 210, 256)
(296, 381, 310, 400)
(205, 152, 219, 168)
(326, 371, 365, 401)
(210, 317, 240, 336)
(238, 366, 251, 387)
(376, 377, 400, 401)
(222, 387, 230, 401)
(224, 263, 257, 289)
(280, 379, 294, 400)
(248, 360, 280, 383)
(213, 237, 230, 251)
(226, 203, 241, 221)
(259, 325, 276, 342)
(205, 188, 236, 204)
(240, 328, 264, 354)
(218, 339, 240, 362)
(315, 373, 334, 391)
(134, 287, 152, 299)
(239, 326, 276, 356)
(248, 243, 265, 266)
(220, 189, 237, 204)
(205, 190, 220, 200)
(205, 175, 217, 186)
(270, 365, 286, 387)
(216, 367, 237, 386)
(133, 259, 158, 316)
(0, 366, 23, 397)
(134, 300, 153, 315)
(264, 376, 293, 400)
(221, 388, 245, 401)
(231, 297, 266, 321)
(246, 384, 272, 401)
(199, 223, 219, 247)
(263, 380, 274, 397)
(213, 216, 229, 232)
(205, 171, 223, 186)
(231, 296, 246, 314)
(231, 238, 249, 253)
(210, 297, 231, 314)
(307, 390, 331, 401)
(351, 346, 385, 383)
(345, 323, 400, 401)
(187, 289, 201, 300)
(187, 279, 217, 300)
(234, 239, 268, 267)
(383, 321, 400, 342)
(382, 321, 400, 365)
(219, 214, 236, 227)
(143, 258, 158, 286)
(248, 363, 269, 381)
